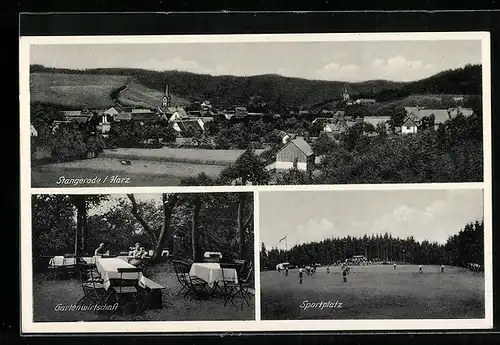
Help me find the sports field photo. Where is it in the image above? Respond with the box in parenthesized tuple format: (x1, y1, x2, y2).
(259, 189, 486, 320)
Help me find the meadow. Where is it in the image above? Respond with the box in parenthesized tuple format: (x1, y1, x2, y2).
(29, 72, 188, 109)
(30, 73, 131, 108)
(116, 81, 189, 108)
(101, 147, 265, 166)
(260, 265, 485, 320)
(31, 157, 227, 187)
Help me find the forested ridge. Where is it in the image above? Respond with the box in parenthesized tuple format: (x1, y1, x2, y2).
(260, 219, 484, 270)
(30, 64, 481, 110)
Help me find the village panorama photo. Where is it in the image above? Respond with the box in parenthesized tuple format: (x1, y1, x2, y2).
(25, 34, 487, 187)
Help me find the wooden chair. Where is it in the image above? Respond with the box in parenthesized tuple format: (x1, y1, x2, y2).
(221, 262, 253, 308)
(172, 260, 208, 300)
(113, 267, 143, 314)
(219, 263, 240, 307)
(76, 263, 106, 308)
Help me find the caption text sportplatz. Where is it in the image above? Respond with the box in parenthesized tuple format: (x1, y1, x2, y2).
(300, 300, 343, 311)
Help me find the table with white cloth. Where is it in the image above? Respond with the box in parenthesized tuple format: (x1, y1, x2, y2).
(95, 257, 143, 291)
(49, 256, 77, 266)
(189, 262, 239, 296)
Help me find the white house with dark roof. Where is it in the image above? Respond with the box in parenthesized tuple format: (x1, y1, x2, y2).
(401, 115, 419, 135)
(166, 106, 189, 122)
(275, 137, 315, 171)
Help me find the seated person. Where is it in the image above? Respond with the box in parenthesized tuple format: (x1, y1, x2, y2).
(129, 246, 148, 266)
(94, 242, 106, 256)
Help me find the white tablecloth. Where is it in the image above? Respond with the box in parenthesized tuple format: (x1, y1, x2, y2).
(96, 257, 143, 290)
(49, 256, 76, 266)
(189, 263, 238, 287)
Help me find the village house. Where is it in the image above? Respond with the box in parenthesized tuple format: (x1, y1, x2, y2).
(275, 137, 315, 171)
(30, 124, 38, 137)
(448, 107, 474, 117)
(277, 130, 292, 144)
(172, 120, 204, 138)
(401, 106, 474, 134)
(401, 114, 419, 135)
(113, 111, 132, 122)
(165, 106, 189, 122)
(61, 110, 93, 123)
(234, 106, 249, 119)
(355, 98, 377, 105)
(130, 109, 164, 126)
(201, 100, 212, 110)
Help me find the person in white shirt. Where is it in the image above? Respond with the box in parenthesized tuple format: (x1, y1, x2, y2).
(419, 265, 423, 273)
(94, 242, 106, 256)
(394, 263, 396, 270)
(441, 265, 445, 273)
(298, 266, 304, 284)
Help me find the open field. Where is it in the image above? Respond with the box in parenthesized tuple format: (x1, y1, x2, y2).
(261, 265, 485, 320)
(33, 262, 254, 322)
(30, 73, 131, 108)
(31, 157, 227, 187)
(117, 81, 189, 108)
(101, 147, 266, 166)
(30, 72, 188, 109)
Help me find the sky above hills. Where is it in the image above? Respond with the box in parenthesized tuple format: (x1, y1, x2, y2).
(259, 189, 484, 249)
(30, 40, 482, 82)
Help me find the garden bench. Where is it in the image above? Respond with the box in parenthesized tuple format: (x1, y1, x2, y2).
(139, 276, 165, 309)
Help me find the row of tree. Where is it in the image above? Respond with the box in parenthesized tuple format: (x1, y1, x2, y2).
(32, 190, 254, 264)
(260, 220, 484, 270)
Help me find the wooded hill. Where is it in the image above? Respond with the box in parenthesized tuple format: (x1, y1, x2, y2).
(30, 64, 481, 110)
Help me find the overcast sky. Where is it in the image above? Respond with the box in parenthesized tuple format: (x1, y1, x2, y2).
(259, 189, 484, 249)
(30, 40, 482, 82)
(88, 194, 162, 216)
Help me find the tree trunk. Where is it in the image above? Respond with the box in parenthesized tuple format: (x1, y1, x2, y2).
(80, 201, 87, 255)
(127, 194, 178, 261)
(153, 194, 178, 260)
(237, 193, 246, 259)
(127, 194, 158, 244)
(192, 195, 202, 262)
(72, 196, 86, 256)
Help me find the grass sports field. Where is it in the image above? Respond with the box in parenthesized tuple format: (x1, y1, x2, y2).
(261, 265, 484, 320)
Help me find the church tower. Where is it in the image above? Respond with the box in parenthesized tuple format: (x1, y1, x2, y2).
(342, 87, 350, 102)
(161, 83, 172, 110)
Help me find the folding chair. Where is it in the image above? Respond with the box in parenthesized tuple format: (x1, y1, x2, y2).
(76, 263, 106, 308)
(172, 260, 191, 298)
(113, 267, 143, 314)
(222, 262, 254, 308)
(219, 263, 240, 307)
(172, 260, 209, 300)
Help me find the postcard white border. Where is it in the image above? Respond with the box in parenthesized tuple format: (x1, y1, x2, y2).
(20, 31, 492, 333)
